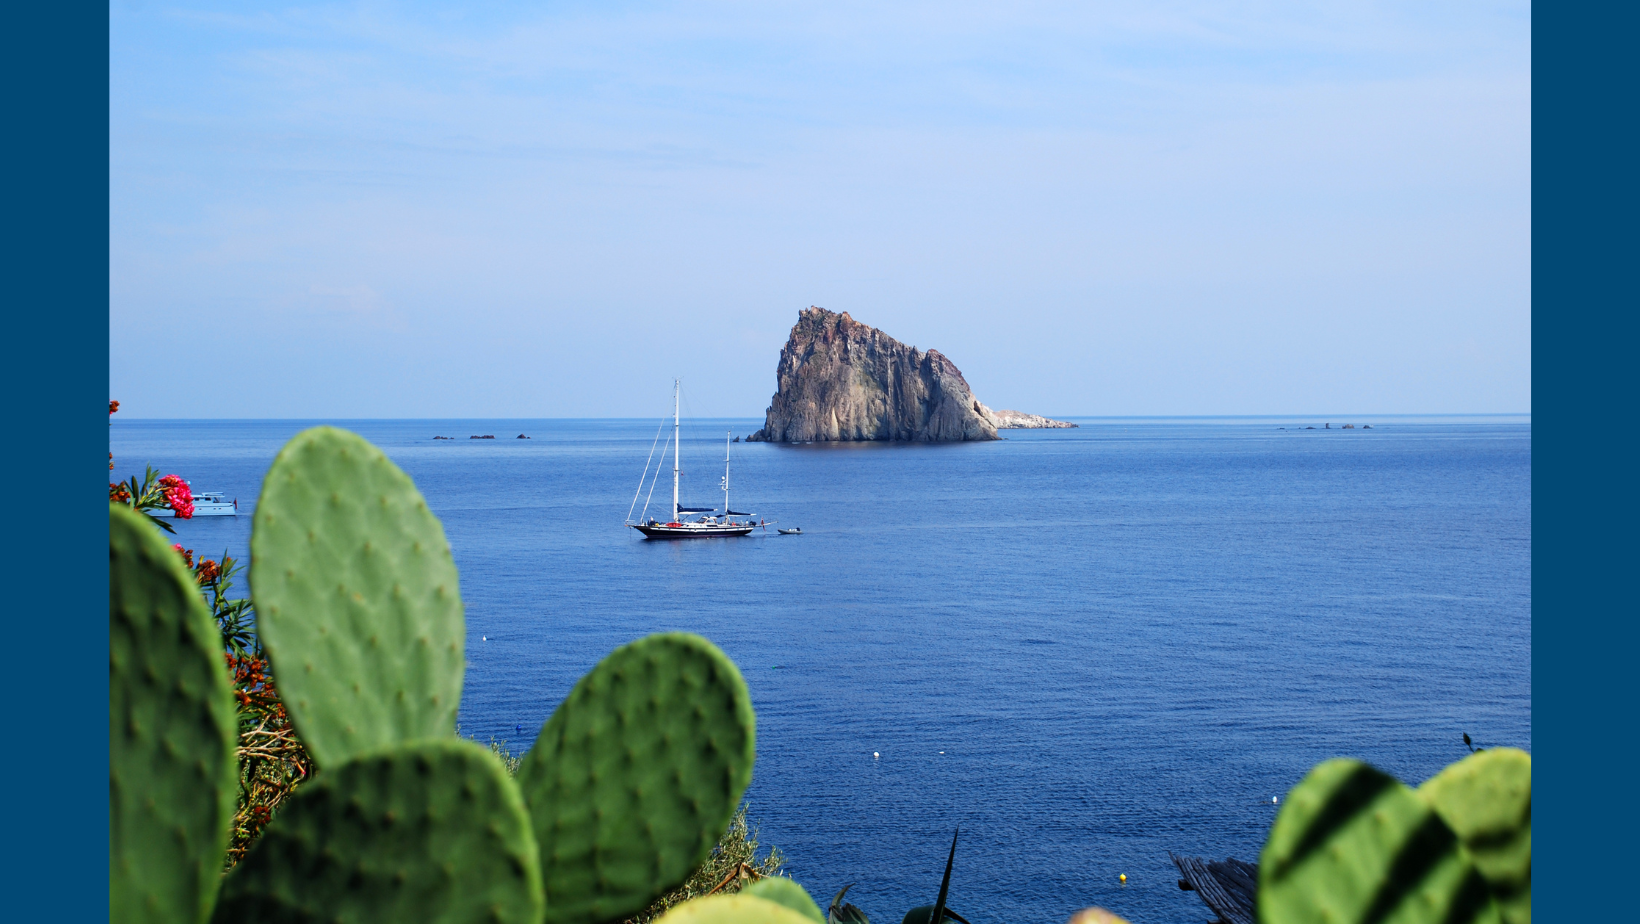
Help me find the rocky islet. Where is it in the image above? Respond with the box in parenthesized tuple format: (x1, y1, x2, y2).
(748, 307, 1068, 442)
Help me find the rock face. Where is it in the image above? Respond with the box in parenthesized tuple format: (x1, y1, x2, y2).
(992, 409, 1078, 429)
(748, 308, 1002, 442)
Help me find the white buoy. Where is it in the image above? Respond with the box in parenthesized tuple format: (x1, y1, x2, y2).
(1272, 796, 1279, 803)
(482, 636, 487, 641)
(939, 751, 944, 755)
(873, 752, 879, 759)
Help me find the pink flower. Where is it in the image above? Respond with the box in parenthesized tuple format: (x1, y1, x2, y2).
(160, 476, 195, 519)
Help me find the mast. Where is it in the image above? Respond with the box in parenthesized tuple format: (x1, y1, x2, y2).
(672, 379, 680, 522)
(723, 430, 731, 517)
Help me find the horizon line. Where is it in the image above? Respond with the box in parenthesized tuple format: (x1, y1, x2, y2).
(112, 411, 1533, 422)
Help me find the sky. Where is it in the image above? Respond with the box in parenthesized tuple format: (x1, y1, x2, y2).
(110, 2, 1531, 419)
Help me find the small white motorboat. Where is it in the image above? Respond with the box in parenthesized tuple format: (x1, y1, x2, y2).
(778, 527, 802, 535)
(151, 489, 238, 517)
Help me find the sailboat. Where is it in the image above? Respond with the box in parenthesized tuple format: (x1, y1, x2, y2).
(628, 380, 760, 539)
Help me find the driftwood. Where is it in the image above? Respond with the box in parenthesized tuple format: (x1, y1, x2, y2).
(1169, 853, 1257, 924)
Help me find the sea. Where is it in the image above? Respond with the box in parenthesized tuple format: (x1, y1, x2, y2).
(110, 415, 1531, 924)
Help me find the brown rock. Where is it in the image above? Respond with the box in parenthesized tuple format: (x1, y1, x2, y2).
(747, 307, 1001, 442)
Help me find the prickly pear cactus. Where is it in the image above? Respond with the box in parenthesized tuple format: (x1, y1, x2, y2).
(213, 739, 544, 924)
(742, 878, 825, 923)
(250, 426, 464, 767)
(514, 633, 757, 924)
(1259, 759, 1500, 924)
(1419, 749, 1531, 924)
(656, 895, 818, 924)
(110, 505, 238, 924)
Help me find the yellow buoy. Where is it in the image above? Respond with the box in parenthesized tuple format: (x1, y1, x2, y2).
(1119, 874, 1127, 883)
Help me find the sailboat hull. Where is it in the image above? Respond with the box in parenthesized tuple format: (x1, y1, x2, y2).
(631, 523, 756, 539)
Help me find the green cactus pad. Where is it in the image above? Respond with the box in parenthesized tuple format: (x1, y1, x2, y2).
(250, 426, 464, 767)
(742, 879, 824, 923)
(1259, 758, 1500, 924)
(1419, 749, 1531, 924)
(514, 633, 756, 924)
(213, 739, 543, 924)
(110, 504, 239, 924)
(655, 895, 818, 924)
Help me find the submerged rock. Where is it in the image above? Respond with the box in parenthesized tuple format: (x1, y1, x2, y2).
(748, 307, 1002, 442)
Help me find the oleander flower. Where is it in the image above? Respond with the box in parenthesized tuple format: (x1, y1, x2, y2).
(171, 544, 194, 568)
(159, 475, 195, 519)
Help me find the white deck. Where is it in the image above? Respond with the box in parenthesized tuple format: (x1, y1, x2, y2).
(150, 492, 238, 517)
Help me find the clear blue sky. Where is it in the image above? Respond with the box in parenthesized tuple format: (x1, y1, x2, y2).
(110, 2, 1530, 418)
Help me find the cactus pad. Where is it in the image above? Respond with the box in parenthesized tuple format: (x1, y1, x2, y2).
(514, 633, 756, 924)
(656, 895, 818, 924)
(1259, 758, 1500, 924)
(250, 426, 464, 767)
(1419, 749, 1531, 924)
(110, 505, 238, 924)
(213, 739, 543, 924)
(742, 879, 824, 923)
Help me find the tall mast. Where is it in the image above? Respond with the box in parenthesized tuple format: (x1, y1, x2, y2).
(723, 430, 731, 517)
(672, 379, 680, 522)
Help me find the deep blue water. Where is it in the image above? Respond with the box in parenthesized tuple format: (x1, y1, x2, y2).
(110, 416, 1531, 924)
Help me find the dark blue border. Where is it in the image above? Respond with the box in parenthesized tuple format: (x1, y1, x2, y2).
(5, 2, 108, 920)
(1535, 5, 1629, 921)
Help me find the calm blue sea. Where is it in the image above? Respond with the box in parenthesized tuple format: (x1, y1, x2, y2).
(110, 416, 1531, 924)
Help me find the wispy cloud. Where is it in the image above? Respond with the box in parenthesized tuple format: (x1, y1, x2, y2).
(110, 1, 1530, 417)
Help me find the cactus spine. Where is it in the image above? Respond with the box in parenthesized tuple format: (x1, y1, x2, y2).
(111, 427, 760, 924)
(514, 632, 756, 924)
(110, 505, 240, 924)
(1419, 748, 1531, 924)
(1259, 758, 1500, 924)
(249, 426, 465, 768)
(213, 739, 543, 924)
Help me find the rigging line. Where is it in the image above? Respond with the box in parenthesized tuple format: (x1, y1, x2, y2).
(626, 416, 667, 523)
(640, 428, 668, 522)
(677, 379, 700, 481)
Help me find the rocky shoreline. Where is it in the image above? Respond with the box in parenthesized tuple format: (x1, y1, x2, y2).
(992, 410, 1077, 429)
